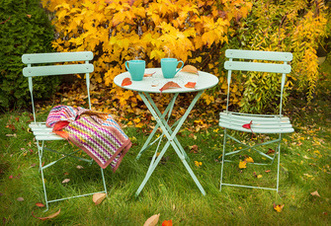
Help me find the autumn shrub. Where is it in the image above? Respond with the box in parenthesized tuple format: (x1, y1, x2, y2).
(226, 0, 328, 113)
(0, 0, 60, 110)
(41, 0, 328, 116)
(41, 0, 253, 113)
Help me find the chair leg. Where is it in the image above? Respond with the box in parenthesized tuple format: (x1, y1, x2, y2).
(220, 129, 227, 191)
(276, 134, 282, 193)
(100, 167, 107, 195)
(37, 140, 49, 212)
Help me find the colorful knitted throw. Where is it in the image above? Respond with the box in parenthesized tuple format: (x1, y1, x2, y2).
(46, 105, 132, 172)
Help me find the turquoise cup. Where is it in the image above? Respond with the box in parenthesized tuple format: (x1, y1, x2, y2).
(125, 60, 145, 81)
(161, 58, 184, 79)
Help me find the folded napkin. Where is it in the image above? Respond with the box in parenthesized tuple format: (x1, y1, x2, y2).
(46, 105, 132, 172)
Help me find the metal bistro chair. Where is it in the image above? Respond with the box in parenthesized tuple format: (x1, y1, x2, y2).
(22, 51, 107, 211)
(219, 49, 294, 193)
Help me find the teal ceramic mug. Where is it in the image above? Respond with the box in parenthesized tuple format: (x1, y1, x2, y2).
(161, 58, 184, 79)
(125, 60, 145, 81)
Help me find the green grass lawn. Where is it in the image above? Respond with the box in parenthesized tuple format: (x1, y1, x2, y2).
(1, 63, 330, 225)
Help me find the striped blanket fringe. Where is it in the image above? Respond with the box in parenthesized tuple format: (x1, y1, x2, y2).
(46, 105, 132, 172)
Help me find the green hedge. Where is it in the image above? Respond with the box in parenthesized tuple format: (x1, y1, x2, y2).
(0, 0, 60, 110)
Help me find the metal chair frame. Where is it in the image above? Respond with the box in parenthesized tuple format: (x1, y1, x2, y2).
(219, 49, 294, 193)
(22, 51, 107, 211)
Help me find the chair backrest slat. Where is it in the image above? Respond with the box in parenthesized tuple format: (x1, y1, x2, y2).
(223, 49, 293, 115)
(22, 51, 94, 122)
(23, 64, 94, 77)
(224, 61, 291, 74)
(22, 51, 93, 64)
(225, 49, 293, 61)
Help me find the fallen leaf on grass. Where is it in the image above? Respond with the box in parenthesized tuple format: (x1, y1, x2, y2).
(159, 82, 181, 93)
(121, 77, 132, 86)
(310, 190, 321, 197)
(265, 170, 271, 173)
(32, 209, 61, 221)
(61, 178, 70, 184)
(245, 157, 254, 163)
(35, 202, 45, 207)
(239, 160, 247, 169)
(189, 145, 199, 153)
(17, 197, 24, 201)
(181, 65, 199, 75)
(143, 213, 160, 226)
(93, 193, 106, 205)
(273, 204, 284, 212)
(76, 165, 84, 169)
(184, 82, 196, 88)
(266, 148, 275, 155)
(162, 219, 173, 226)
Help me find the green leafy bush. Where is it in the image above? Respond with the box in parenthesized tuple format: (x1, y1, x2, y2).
(0, 0, 59, 110)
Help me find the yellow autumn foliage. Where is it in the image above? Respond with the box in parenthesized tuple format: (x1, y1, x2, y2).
(41, 0, 252, 110)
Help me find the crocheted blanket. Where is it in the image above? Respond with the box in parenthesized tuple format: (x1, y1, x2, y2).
(46, 105, 132, 172)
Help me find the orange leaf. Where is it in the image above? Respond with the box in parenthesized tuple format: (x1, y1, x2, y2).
(159, 82, 181, 93)
(184, 82, 196, 88)
(121, 77, 132, 86)
(181, 65, 199, 75)
(162, 219, 173, 226)
(35, 202, 45, 207)
(32, 209, 61, 221)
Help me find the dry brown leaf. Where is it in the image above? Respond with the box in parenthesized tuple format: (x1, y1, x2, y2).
(93, 193, 107, 205)
(181, 65, 199, 75)
(17, 197, 24, 201)
(32, 209, 61, 221)
(310, 190, 321, 197)
(143, 213, 160, 226)
(159, 82, 181, 93)
(61, 178, 70, 184)
(144, 72, 156, 77)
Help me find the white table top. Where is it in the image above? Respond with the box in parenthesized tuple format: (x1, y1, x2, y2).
(114, 68, 219, 93)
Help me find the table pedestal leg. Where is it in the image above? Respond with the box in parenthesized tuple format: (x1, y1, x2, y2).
(135, 91, 206, 197)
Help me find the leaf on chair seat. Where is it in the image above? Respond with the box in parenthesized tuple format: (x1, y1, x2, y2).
(242, 120, 252, 129)
(121, 77, 132, 86)
(32, 209, 61, 221)
(159, 82, 181, 93)
(181, 65, 199, 75)
(93, 193, 106, 205)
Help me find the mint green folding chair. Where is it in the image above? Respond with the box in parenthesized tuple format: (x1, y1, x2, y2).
(22, 51, 107, 211)
(219, 49, 294, 193)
